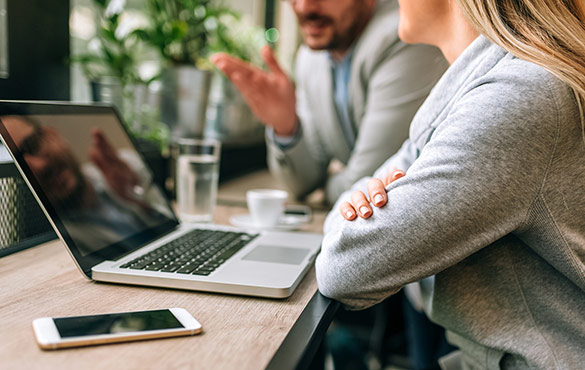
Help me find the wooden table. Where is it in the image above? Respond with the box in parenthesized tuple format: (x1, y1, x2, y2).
(0, 170, 338, 370)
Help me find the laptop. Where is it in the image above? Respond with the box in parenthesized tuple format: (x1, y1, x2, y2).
(0, 101, 322, 298)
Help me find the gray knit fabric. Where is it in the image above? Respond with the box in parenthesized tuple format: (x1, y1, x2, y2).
(316, 36, 585, 369)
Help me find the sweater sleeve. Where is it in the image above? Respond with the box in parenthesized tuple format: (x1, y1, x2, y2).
(316, 73, 563, 310)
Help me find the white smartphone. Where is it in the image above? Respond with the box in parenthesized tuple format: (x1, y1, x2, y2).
(32, 308, 202, 350)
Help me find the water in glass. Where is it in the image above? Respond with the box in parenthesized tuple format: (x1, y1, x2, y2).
(177, 153, 219, 222)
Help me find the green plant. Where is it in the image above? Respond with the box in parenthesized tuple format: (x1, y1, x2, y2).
(70, 0, 263, 151)
(134, 0, 235, 66)
(71, 0, 169, 151)
(130, 104, 170, 153)
(209, 13, 267, 67)
(70, 0, 143, 87)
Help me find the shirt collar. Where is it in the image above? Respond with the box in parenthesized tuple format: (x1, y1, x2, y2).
(327, 47, 355, 69)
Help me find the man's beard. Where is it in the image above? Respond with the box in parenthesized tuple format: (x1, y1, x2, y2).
(298, 11, 365, 52)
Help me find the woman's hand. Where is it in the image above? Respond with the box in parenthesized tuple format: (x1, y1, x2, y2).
(340, 169, 405, 220)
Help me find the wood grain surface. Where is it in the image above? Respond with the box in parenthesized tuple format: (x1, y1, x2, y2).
(0, 169, 330, 370)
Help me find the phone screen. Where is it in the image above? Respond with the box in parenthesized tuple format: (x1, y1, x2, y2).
(54, 309, 184, 338)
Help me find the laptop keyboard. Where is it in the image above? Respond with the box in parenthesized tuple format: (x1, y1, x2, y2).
(120, 229, 258, 276)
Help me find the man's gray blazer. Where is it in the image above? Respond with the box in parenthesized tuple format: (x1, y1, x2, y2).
(266, 0, 449, 204)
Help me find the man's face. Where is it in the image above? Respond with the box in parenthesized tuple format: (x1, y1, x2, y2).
(2, 116, 85, 207)
(291, 0, 376, 52)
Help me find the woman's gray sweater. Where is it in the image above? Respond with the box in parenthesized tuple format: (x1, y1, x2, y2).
(315, 36, 585, 369)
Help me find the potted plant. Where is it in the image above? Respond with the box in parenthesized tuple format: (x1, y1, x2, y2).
(133, 0, 235, 140)
(70, 0, 169, 153)
(71, 0, 141, 91)
(71, 0, 173, 194)
(205, 14, 267, 143)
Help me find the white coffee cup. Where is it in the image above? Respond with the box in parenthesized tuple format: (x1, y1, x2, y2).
(246, 189, 288, 227)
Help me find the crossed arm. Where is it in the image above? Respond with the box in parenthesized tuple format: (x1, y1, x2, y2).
(340, 169, 405, 220)
(315, 81, 556, 309)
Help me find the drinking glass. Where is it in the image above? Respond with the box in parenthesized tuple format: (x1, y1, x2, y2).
(176, 138, 221, 223)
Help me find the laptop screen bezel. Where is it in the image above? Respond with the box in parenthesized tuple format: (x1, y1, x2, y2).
(0, 101, 180, 278)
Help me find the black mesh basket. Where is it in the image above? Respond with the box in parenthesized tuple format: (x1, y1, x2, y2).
(0, 160, 56, 257)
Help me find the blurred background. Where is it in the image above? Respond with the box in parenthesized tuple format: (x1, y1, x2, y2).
(0, 0, 302, 148)
(0, 0, 301, 254)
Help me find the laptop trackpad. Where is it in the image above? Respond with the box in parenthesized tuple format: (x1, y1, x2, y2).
(242, 245, 310, 265)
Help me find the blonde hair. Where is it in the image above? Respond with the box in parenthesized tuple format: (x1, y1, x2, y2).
(457, 0, 585, 132)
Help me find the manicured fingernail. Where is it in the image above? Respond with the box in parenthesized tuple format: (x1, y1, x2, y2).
(345, 211, 353, 218)
(374, 194, 384, 205)
(391, 170, 405, 182)
(359, 206, 370, 216)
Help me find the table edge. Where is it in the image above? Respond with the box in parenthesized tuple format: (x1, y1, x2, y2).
(265, 291, 340, 370)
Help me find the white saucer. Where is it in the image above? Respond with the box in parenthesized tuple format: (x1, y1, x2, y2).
(229, 214, 303, 231)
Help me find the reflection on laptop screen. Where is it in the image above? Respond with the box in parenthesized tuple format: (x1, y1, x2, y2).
(0, 113, 175, 256)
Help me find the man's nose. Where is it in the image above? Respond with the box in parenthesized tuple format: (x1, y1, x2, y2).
(292, 0, 321, 13)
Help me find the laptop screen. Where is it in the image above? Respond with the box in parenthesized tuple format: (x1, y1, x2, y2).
(0, 102, 179, 277)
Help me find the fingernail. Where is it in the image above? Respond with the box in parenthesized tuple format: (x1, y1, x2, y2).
(359, 206, 370, 216)
(391, 170, 406, 182)
(374, 194, 384, 205)
(345, 211, 353, 218)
